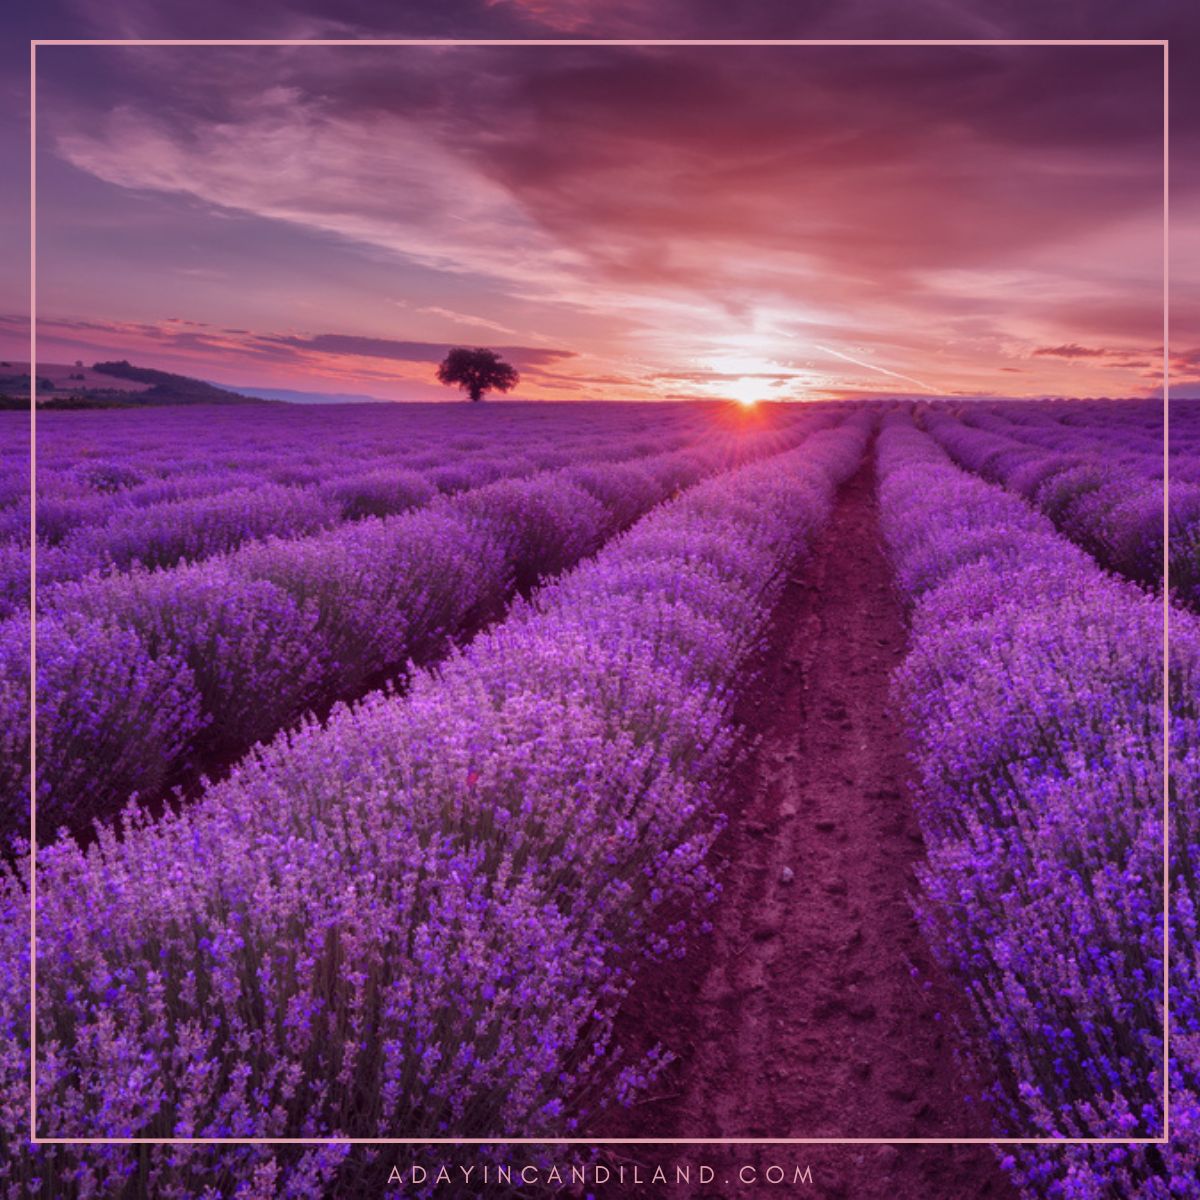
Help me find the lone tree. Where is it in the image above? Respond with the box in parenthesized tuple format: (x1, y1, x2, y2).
(436, 347, 519, 402)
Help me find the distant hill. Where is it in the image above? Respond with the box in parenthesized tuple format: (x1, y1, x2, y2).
(0, 360, 273, 409)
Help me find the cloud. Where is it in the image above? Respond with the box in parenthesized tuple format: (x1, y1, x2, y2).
(259, 332, 573, 367)
(9, 313, 576, 397)
(414, 305, 522, 336)
(649, 369, 797, 384)
(52, 88, 583, 298)
(1032, 343, 1111, 359)
(1031, 343, 1159, 368)
(46, 44, 1162, 297)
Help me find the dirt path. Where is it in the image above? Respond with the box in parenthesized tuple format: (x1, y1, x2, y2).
(598, 458, 1017, 1198)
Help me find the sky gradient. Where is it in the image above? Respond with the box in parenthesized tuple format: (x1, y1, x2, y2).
(4, 6, 1193, 402)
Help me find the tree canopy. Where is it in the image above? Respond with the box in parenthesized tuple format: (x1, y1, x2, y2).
(436, 347, 520, 402)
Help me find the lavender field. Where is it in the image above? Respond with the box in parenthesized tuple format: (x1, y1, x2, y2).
(0, 398, 1191, 1198)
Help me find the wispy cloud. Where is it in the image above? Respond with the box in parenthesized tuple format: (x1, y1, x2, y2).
(1032, 343, 1112, 359)
(811, 344, 938, 393)
(257, 331, 573, 368)
(414, 306, 524, 337)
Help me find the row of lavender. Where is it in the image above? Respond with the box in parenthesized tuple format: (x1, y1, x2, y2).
(8, 401, 713, 526)
(918, 406, 1186, 604)
(878, 415, 1196, 1197)
(0, 413, 24, 620)
(3, 410, 830, 843)
(0, 414, 872, 1196)
(1017, 396, 1200, 484)
(982, 395, 1199, 479)
(1172, 401, 1200, 481)
(0, 404, 729, 618)
(971, 402, 1163, 479)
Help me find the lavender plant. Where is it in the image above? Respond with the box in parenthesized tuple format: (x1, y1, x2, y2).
(5, 612, 205, 839)
(921, 406, 1171, 601)
(12, 415, 828, 844)
(877, 414, 1196, 1197)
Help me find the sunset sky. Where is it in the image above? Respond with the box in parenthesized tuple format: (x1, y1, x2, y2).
(4, 26, 1187, 401)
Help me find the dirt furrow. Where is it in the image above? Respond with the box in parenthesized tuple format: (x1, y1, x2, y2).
(599, 457, 1017, 1198)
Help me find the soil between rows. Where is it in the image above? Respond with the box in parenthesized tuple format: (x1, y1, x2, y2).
(595, 458, 1018, 1198)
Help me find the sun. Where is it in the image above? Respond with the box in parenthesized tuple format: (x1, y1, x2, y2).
(704, 349, 785, 408)
(726, 375, 768, 407)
